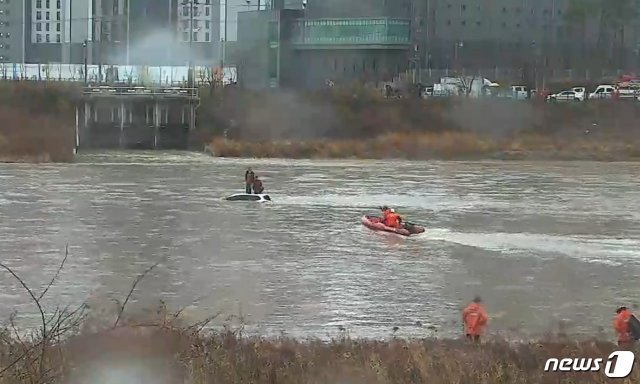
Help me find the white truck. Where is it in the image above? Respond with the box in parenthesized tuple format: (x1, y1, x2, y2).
(433, 76, 495, 98)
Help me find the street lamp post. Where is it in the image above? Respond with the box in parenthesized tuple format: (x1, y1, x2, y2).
(220, 0, 228, 76)
(125, 0, 130, 65)
(82, 39, 88, 84)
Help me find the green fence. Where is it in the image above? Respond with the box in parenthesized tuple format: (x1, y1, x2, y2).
(292, 18, 410, 46)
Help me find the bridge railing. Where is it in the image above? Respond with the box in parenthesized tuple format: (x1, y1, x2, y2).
(81, 85, 199, 98)
(0, 63, 237, 86)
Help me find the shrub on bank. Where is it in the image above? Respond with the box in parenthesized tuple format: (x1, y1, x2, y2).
(0, 82, 77, 162)
(0, 321, 634, 384)
(199, 86, 640, 160)
(208, 131, 640, 161)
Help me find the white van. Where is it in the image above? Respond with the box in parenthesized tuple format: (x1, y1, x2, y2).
(589, 85, 615, 100)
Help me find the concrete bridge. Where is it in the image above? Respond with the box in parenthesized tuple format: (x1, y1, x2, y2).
(76, 85, 199, 150)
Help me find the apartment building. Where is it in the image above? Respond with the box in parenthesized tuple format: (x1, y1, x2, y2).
(111, 0, 219, 66)
(0, 0, 25, 63)
(0, 0, 221, 66)
(413, 0, 640, 69)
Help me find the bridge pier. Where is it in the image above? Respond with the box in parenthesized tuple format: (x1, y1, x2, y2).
(119, 101, 125, 149)
(83, 102, 90, 147)
(79, 86, 199, 150)
(74, 106, 79, 154)
(153, 101, 160, 149)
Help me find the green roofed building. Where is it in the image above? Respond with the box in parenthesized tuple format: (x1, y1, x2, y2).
(235, 0, 412, 89)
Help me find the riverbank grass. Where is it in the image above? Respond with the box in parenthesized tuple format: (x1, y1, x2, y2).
(208, 131, 640, 161)
(1, 321, 635, 384)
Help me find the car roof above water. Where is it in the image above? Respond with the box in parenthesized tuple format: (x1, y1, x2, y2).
(226, 194, 271, 202)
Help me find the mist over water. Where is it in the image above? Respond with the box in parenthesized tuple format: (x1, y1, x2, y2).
(0, 152, 639, 340)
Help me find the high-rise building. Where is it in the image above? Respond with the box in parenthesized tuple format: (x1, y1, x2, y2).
(0, 0, 25, 63)
(410, 0, 640, 70)
(1, 0, 221, 66)
(21, 0, 95, 64)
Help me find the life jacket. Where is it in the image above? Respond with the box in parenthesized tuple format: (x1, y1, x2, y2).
(385, 212, 400, 228)
(614, 309, 633, 342)
(463, 302, 488, 336)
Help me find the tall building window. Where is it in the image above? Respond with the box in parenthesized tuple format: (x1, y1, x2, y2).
(45, 33, 50, 42)
(56, 11, 60, 20)
(36, 22, 42, 31)
(36, 33, 42, 42)
(205, 32, 209, 41)
(182, 5, 189, 16)
(205, 20, 210, 29)
(36, 0, 41, 8)
(45, 0, 49, 7)
(57, 0, 60, 8)
(193, 32, 198, 41)
(36, 11, 42, 20)
(56, 34, 60, 42)
(205, 7, 210, 16)
(56, 22, 60, 31)
(45, 23, 49, 31)
(46, 11, 50, 20)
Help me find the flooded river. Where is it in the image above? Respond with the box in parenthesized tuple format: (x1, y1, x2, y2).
(1, 151, 639, 340)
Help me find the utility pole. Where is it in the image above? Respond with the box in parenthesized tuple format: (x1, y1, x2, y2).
(126, 0, 130, 65)
(220, 0, 227, 72)
(83, 39, 88, 83)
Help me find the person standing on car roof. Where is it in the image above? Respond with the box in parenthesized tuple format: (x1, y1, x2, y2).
(245, 167, 255, 194)
(252, 176, 264, 194)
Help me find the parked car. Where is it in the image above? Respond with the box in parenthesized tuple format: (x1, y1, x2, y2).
(589, 84, 615, 100)
(510, 85, 529, 100)
(421, 86, 434, 98)
(546, 90, 582, 102)
(572, 87, 586, 100)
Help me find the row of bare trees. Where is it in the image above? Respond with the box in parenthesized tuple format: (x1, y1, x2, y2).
(565, 0, 639, 68)
(0, 245, 237, 384)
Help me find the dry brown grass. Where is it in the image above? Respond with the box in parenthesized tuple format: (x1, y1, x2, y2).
(2, 81, 640, 162)
(208, 131, 640, 161)
(200, 86, 640, 161)
(0, 82, 77, 163)
(1, 322, 638, 384)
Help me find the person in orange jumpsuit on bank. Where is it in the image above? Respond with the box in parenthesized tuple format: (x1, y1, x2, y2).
(463, 296, 489, 343)
(614, 306, 636, 348)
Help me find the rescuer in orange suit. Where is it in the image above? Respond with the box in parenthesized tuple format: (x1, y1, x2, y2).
(463, 296, 489, 343)
(384, 208, 402, 228)
(614, 306, 635, 348)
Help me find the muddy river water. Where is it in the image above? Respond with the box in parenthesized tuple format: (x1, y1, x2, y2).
(1, 152, 639, 340)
